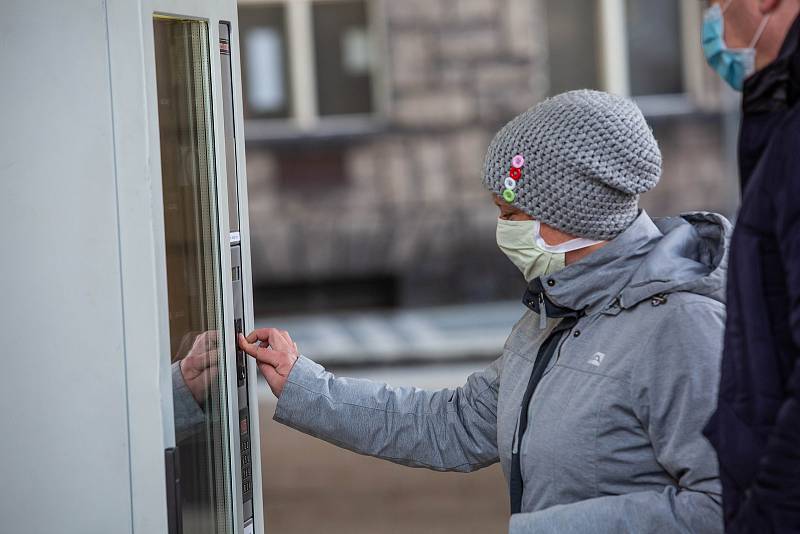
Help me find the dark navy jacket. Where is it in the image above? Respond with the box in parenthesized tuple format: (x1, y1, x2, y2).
(703, 15, 800, 534)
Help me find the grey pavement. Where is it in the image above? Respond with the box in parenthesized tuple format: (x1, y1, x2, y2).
(257, 361, 509, 534)
(254, 303, 521, 532)
(255, 300, 525, 366)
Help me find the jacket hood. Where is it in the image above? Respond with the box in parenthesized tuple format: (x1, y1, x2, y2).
(535, 210, 731, 315)
(618, 212, 730, 308)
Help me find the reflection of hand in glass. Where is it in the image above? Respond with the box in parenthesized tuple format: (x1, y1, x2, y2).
(179, 330, 220, 404)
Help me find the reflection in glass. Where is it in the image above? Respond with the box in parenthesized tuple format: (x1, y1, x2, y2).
(154, 17, 233, 534)
(625, 0, 684, 96)
(544, 0, 601, 96)
(246, 28, 286, 113)
(239, 4, 292, 119)
(312, 0, 374, 116)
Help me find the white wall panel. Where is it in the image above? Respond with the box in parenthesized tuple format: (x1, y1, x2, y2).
(0, 1, 133, 533)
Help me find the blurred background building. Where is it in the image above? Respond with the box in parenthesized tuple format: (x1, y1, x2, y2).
(238, 0, 741, 532)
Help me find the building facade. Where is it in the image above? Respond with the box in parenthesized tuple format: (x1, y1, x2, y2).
(238, 0, 738, 313)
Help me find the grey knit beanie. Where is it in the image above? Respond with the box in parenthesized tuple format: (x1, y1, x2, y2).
(482, 90, 662, 240)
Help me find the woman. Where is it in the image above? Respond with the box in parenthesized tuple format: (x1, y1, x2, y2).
(240, 90, 728, 533)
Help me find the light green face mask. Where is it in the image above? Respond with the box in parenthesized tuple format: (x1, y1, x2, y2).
(496, 219, 565, 282)
(496, 219, 603, 282)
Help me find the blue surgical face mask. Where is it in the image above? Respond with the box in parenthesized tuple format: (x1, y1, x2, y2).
(702, 1, 770, 91)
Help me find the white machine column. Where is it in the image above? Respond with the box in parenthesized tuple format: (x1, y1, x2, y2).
(0, 2, 265, 533)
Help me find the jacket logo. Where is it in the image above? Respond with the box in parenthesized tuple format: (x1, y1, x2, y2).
(588, 352, 605, 367)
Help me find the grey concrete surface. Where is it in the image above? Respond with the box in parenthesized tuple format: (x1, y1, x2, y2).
(255, 301, 524, 367)
(258, 362, 509, 534)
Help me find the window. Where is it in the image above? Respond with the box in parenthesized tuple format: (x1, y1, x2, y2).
(238, 0, 381, 132)
(625, 0, 684, 97)
(544, 0, 602, 96)
(543, 0, 714, 115)
(312, 1, 374, 116)
(240, 4, 292, 120)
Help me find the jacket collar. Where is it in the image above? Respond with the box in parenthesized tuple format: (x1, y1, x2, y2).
(738, 14, 800, 189)
(523, 277, 581, 319)
(523, 211, 662, 316)
(742, 14, 800, 114)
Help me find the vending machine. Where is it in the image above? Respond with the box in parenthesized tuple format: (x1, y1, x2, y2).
(0, 1, 264, 533)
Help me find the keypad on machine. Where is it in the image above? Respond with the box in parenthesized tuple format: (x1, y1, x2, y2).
(240, 414, 253, 498)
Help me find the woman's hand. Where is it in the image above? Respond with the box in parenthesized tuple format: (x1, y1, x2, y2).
(238, 328, 299, 398)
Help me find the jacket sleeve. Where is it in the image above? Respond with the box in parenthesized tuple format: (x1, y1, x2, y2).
(731, 172, 800, 530)
(509, 301, 724, 534)
(171, 361, 207, 443)
(273, 355, 501, 472)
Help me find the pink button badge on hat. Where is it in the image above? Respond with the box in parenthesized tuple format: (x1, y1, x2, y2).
(503, 154, 524, 203)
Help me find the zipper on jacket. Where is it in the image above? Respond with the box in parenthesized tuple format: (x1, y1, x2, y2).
(547, 335, 569, 371)
(509, 314, 579, 514)
(538, 294, 547, 330)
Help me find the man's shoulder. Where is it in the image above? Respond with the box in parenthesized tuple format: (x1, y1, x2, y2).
(774, 105, 800, 195)
(775, 103, 800, 148)
(753, 105, 800, 196)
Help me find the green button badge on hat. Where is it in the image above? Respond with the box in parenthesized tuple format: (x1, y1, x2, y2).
(503, 189, 516, 203)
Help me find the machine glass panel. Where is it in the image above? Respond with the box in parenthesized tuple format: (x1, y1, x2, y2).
(154, 16, 234, 534)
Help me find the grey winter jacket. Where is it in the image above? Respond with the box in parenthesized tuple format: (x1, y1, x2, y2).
(274, 210, 730, 533)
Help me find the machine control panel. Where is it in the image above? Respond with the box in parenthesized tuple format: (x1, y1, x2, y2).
(221, 21, 255, 530)
(231, 243, 254, 525)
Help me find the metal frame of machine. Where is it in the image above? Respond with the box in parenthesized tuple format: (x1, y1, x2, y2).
(108, 1, 264, 532)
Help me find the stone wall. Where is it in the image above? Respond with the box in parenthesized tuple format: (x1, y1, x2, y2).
(246, 0, 545, 304)
(243, 0, 736, 308)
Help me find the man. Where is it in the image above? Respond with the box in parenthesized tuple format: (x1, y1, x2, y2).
(241, 90, 729, 532)
(701, 1, 800, 532)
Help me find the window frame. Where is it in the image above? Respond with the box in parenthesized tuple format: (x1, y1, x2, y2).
(595, 0, 719, 116)
(238, 0, 388, 139)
